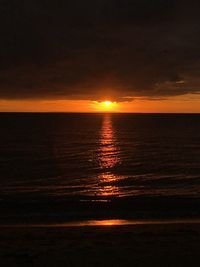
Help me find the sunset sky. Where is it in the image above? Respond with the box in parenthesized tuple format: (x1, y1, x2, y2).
(0, 0, 200, 112)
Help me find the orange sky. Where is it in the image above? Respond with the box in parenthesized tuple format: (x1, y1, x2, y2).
(0, 94, 200, 113)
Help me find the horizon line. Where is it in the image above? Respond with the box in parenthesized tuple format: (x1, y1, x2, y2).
(0, 111, 200, 115)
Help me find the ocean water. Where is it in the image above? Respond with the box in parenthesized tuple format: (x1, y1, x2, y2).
(0, 113, 200, 222)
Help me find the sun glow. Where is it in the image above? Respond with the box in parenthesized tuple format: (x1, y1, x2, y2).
(103, 101, 112, 106)
(93, 100, 118, 112)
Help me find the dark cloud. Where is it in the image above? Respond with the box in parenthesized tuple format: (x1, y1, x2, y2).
(0, 0, 200, 101)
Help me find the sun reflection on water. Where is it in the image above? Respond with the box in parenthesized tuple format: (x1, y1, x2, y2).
(97, 115, 121, 196)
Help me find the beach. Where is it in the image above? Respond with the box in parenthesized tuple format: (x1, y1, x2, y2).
(1, 222, 200, 267)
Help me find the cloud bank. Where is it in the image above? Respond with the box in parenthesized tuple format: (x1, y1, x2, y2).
(0, 0, 200, 101)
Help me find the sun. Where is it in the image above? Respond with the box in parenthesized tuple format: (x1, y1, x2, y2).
(103, 101, 112, 107)
(92, 100, 118, 112)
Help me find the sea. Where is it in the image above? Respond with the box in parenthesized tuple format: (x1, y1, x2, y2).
(0, 113, 200, 224)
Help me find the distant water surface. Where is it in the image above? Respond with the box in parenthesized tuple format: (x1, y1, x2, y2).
(0, 113, 200, 222)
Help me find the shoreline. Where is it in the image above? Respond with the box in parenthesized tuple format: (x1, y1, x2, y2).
(1, 221, 200, 266)
(1, 218, 200, 228)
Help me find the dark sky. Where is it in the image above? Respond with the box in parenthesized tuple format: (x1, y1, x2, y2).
(0, 0, 200, 101)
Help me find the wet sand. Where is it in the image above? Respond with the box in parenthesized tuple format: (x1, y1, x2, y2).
(0, 222, 200, 267)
